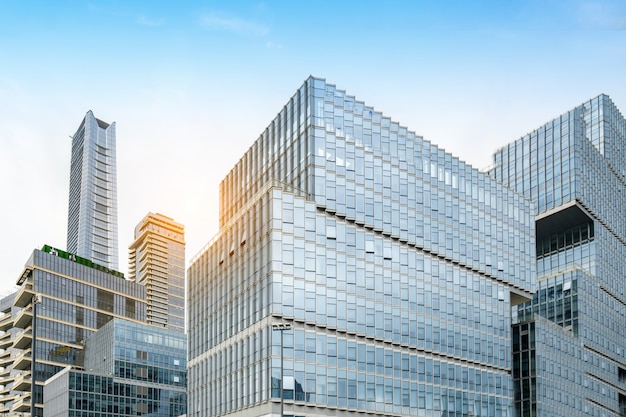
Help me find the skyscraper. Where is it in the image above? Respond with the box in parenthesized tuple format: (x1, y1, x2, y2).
(129, 213, 185, 333)
(188, 77, 536, 417)
(67, 110, 119, 270)
(490, 94, 626, 416)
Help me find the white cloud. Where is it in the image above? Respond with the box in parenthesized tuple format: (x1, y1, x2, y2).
(578, 1, 626, 30)
(266, 40, 282, 49)
(136, 15, 165, 26)
(200, 13, 269, 36)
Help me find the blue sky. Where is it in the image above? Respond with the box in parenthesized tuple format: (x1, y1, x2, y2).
(1, 0, 625, 293)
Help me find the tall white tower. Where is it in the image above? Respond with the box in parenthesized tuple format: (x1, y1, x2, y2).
(67, 110, 119, 270)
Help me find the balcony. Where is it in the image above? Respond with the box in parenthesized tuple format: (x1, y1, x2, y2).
(0, 390, 18, 406)
(12, 371, 31, 392)
(0, 349, 12, 368)
(12, 308, 32, 330)
(12, 350, 31, 371)
(14, 279, 34, 308)
(0, 314, 13, 332)
(13, 327, 32, 350)
(11, 391, 31, 413)
(0, 368, 13, 387)
(0, 331, 11, 350)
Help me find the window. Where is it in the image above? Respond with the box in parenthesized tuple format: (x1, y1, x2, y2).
(137, 367, 148, 378)
(327, 225, 337, 239)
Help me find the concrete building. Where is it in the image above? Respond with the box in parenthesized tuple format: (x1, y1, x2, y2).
(0, 291, 21, 415)
(490, 94, 626, 416)
(129, 213, 185, 333)
(187, 77, 536, 417)
(67, 111, 119, 270)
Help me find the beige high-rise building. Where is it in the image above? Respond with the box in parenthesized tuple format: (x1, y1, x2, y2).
(129, 213, 185, 333)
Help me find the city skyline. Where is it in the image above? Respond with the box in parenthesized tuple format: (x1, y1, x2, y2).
(2, 0, 626, 291)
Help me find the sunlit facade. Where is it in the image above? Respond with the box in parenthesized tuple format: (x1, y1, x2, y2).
(67, 110, 119, 270)
(188, 77, 536, 417)
(129, 213, 186, 333)
(490, 94, 626, 416)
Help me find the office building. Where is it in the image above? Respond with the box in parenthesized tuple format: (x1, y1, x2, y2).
(129, 213, 185, 333)
(490, 94, 626, 416)
(188, 77, 536, 417)
(0, 245, 146, 417)
(67, 110, 119, 270)
(44, 318, 187, 417)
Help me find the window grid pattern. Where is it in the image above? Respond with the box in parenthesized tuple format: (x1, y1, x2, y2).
(22, 249, 147, 416)
(84, 319, 186, 388)
(220, 77, 535, 292)
(513, 318, 619, 417)
(67, 111, 119, 270)
(128, 213, 186, 333)
(44, 369, 187, 417)
(491, 94, 626, 416)
(189, 77, 536, 417)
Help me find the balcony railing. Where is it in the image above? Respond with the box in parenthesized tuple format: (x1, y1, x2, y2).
(12, 371, 32, 392)
(11, 392, 31, 413)
(12, 308, 33, 330)
(0, 313, 13, 332)
(13, 281, 34, 308)
(12, 350, 31, 371)
(0, 367, 13, 386)
(13, 327, 32, 350)
(0, 331, 12, 350)
(0, 349, 12, 368)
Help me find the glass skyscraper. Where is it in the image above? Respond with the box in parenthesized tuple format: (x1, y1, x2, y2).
(129, 213, 186, 333)
(188, 77, 536, 417)
(490, 94, 626, 416)
(67, 110, 119, 270)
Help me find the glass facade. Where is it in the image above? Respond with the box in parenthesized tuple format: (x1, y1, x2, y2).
(512, 318, 617, 416)
(84, 319, 186, 389)
(67, 110, 119, 270)
(44, 368, 187, 417)
(188, 77, 536, 417)
(6, 247, 146, 416)
(491, 94, 626, 416)
(128, 213, 186, 333)
(42, 318, 188, 417)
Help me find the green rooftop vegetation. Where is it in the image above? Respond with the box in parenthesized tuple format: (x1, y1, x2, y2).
(41, 245, 125, 279)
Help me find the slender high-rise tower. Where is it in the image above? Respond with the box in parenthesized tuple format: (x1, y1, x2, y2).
(67, 110, 119, 270)
(129, 213, 186, 333)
